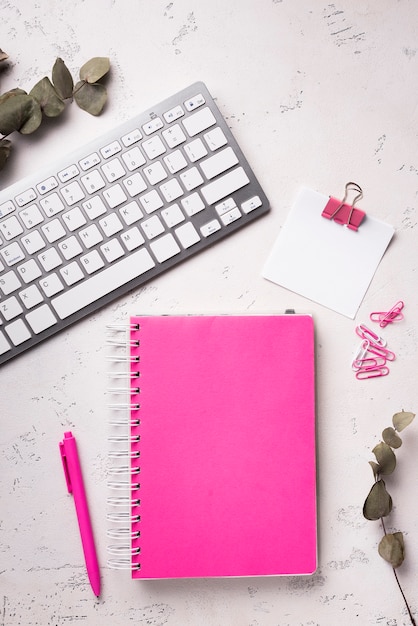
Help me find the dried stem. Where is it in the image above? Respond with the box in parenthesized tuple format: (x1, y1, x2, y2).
(381, 518, 416, 625)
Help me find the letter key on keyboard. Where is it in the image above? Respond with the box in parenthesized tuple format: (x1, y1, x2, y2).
(0, 82, 269, 365)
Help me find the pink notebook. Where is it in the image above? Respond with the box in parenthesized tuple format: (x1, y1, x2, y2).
(111, 314, 316, 578)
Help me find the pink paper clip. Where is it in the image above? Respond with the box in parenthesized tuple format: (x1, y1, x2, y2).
(370, 301, 404, 328)
(353, 356, 387, 371)
(367, 342, 396, 361)
(356, 365, 390, 380)
(322, 182, 366, 231)
(355, 323, 386, 347)
(351, 340, 369, 371)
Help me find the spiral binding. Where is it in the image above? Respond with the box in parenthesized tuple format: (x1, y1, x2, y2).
(107, 322, 141, 572)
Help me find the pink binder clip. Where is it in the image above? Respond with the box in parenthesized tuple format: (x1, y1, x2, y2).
(370, 301, 404, 328)
(322, 182, 366, 231)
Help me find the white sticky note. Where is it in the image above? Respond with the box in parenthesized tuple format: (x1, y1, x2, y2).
(262, 188, 395, 319)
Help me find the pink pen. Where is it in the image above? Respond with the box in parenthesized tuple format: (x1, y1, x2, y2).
(59, 431, 101, 597)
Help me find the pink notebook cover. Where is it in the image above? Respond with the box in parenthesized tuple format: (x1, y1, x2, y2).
(129, 314, 316, 579)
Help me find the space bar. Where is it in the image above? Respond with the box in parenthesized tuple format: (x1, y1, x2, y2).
(51, 248, 156, 320)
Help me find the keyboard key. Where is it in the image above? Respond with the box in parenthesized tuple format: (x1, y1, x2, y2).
(184, 138, 208, 162)
(175, 222, 200, 249)
(200, 147, 238, 180)
(1, 295, 23, 321)
(79, 152, 100, 171)
(142, 136, 166, 160)
(182, 107, 216, 137)
(26, 304, 57, 334)
(58, 164, 79, 183)
(150, 233, 180, 263)
(1, 242, 25, 267)
(184, 93, 205, 111)
(39, 273, 64, 297)
(181, 193, 205, 217)
(1, 215, 24, 240)
(164, 150, 187, 174)
(180, 167, 204, 191)
(60, 261, 84, 286)
(103, 184, 127, 209)
(100, 239, 125, 263)
(99, 213, 124, 237)
(161, 203, 185, 227)
(0, 330, 11, 354)
(0, 200, 15, 219)
(80, 170, 106, 194)
(159, 178, 183, 203)
(162, 124, 186, 149)
(62, 207, 87, 232)
(142, 215, 165, 240)
(0, 270, 21, 295)
(80, 250, 105, 275)
(38, 248, 63, 272)
(101, 140, 121, 159)
(41, 218, 66, 243)
(143, 162, 167, 186)
(82, 196, 107, 220)
(15, 188, 37, 207)
(37, 176, 58, 195)
(121, 129, 142, 147)
(5, 319, 31, 345)
(241, 195, 262, 214)
(79, 224, 104, 249)
(21, 231, 46, 255)
(139, 189, 163, 214)
(119, 202, 144, 226)
(163, 105, 184, 123)
(200, 219, 221, 237)
(51, 248, 155, 319)
(122, 147, 146, 171)
(40, 192, 65, 217)
(201, 167, 250, 205)
(17, 259, 43, 283)
(60, 182, 85, 206)
(142, 117, 163, 135)
(123, 172, 147, 197)
(120, 227, 145, 251)
(19, 284, 44, 309)
(215, 198, 237, 216)
(19, 204, 44, 229)
(102, 158, 126, 183)
(58, 236, 83, 261)
(203, 127, 227, 151)
(219, 207, 242, 226)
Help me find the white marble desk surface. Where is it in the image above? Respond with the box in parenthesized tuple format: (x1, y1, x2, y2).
(1, 2, 417, 625)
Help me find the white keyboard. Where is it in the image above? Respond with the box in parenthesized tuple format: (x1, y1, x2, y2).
(0, 82, 269, 365)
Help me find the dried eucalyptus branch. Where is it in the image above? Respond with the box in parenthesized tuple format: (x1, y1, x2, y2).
(0, 55, 110, 171)
(363, 410, 416, 625)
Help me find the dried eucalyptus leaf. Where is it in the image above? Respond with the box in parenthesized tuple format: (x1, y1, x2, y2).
(79, 57, 110, 83)
(52, 57, 74, 99)
(393, 411, 415, 432)
(74, 81, 107, 115)
(372, 441, 396, 475)
(363, 479, 392, 520)
(369, 460, 381, 478)
(0, 138, 11, 169)
(0, 93, 42, 135)
(30, 77, 65, 118)
(378, 532, 405, 568)
(0, 88, 27, 106)
(382, 426, 402, 449)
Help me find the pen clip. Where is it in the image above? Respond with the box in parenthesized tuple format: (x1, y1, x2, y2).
(60, 440, 73, 493)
